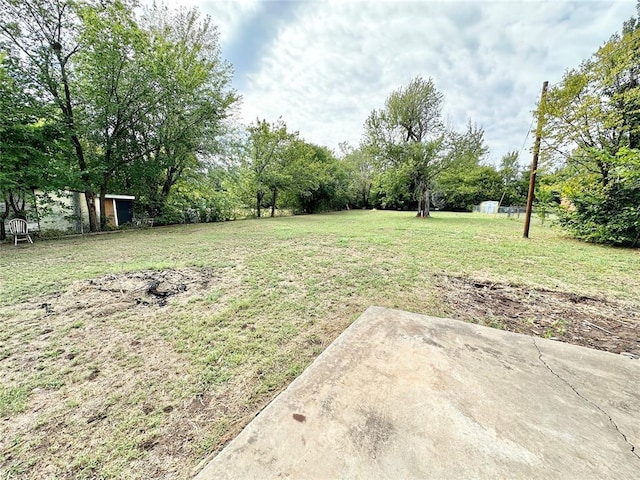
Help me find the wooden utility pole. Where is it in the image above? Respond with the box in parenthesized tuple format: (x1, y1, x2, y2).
(523, 81, 548, 239)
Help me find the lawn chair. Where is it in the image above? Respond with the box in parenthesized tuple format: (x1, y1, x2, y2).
(8, 218, 33, 246)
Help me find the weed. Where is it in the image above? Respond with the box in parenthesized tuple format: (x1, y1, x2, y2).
(0, 385, 31, 416)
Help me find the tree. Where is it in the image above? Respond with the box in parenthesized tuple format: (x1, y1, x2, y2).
(124, 4, 237, 220)
(75, 0, 154, 229)
(435, 166, 502, 211)
(432, 122, 495, 210)
(286, 143, 350, 214)
(242, 118, 294, 218)
(363, 76, 447, 217)
(0, 53, 69, 239)
(1, 0, 101, 230)
(498, 151, 528, 206)
(341, 144, 375, 209)
(542, 4, 640, 245)
(159, 165, 241, 225)
(1, 0, 237, 229)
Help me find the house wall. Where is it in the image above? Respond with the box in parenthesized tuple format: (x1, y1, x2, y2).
(75, 193, 102, 231)
(104, 199, 116, 226)
(36, 191, 77, 232)
(3, 191, 134, 235)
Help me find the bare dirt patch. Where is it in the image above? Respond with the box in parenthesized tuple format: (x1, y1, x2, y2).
(438, 276, 640, 356)
(46, 267, 219, 313)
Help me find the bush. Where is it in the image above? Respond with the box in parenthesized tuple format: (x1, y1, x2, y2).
(155, 189, 241, 226)
(558, 179, 640, 246)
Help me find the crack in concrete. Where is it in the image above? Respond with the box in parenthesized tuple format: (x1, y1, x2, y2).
(532, 338, 640, 462)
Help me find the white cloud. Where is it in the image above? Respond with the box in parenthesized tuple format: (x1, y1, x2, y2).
(203, 0, 261, 44)
(141, 0, 261, 45)
(196, 1, 635, 164)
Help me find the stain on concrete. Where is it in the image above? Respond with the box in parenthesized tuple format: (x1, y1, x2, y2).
(320, 397, 335, 418)
(292, 413, 306, 423)
(422, 337, 444, 348)
(349, 408, 395, 459)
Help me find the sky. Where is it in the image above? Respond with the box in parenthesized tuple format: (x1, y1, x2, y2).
(160, 0, 637, 165)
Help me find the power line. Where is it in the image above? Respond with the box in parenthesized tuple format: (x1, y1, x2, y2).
(519, 114, 536, 156)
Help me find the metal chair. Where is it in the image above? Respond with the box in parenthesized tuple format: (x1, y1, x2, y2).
(8, 218, 33, 246)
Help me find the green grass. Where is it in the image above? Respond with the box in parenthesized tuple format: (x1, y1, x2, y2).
(2, 211, 638, 306)
(0, 385, 31, 417)
(0, 211, 638, 478)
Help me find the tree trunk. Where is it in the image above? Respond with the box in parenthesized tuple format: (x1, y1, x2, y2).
(424, 185, 431, 217)
(85, 191, 98, 232)
(270, 188, 278, 218)
(256, 191, 263, 218)
(0, 198, 8, 241)
(99, 184, 108, 230)
(31, 189, 42, 234)
(362, 184, 371, 209)
(54, 47, 98, 232)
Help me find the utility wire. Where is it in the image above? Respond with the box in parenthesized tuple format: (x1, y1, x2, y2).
(519, 114, 536, 157)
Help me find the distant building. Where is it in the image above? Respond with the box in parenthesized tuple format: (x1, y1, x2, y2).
(2, 191, 135, 234)
(477, 201, 499, 214)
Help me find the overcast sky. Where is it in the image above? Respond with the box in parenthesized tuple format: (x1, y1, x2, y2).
(165, 0, 636, 164)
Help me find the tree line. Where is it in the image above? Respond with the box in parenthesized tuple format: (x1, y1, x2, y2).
(2, 0, 638, 246)
(0, 0, 528, 237)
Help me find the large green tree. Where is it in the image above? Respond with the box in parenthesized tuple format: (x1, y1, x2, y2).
(0, 53, 68, 238)
(1, 0, 103, 230)
(123, 4, 237, 220)
(241, 118, 295, 218)
(363, 76, 447, 217)
(542, 4, 640, 245)
(75, 0, 153, 229)
(1, 0, 236, 229)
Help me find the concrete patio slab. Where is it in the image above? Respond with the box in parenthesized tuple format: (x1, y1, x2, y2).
(195, 306, 640, 479)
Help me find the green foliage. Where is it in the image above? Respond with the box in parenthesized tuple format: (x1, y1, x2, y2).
(432, 122, 498, 211)
(371, 161, 414, 210)
(557, 148, 640, 245)
(499, 151, 529, 206)
(239, 118, 296, 217)
(436, 166, 503, 211)
(542, 9, 640, 246)
(340, 144, 375, 209)
(1, 0, 236, 230)
(156, 168, 241, 225)
(0, 53, 71, 238)
(364, 76, 447, 216)
(534, 179, 560, 225)
(122, 4, 237, 220)
(289, 144, 351, 214)
(0, 0, 104, 230)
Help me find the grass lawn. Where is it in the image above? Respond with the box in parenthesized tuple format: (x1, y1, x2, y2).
(1, 211, 638, 478)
